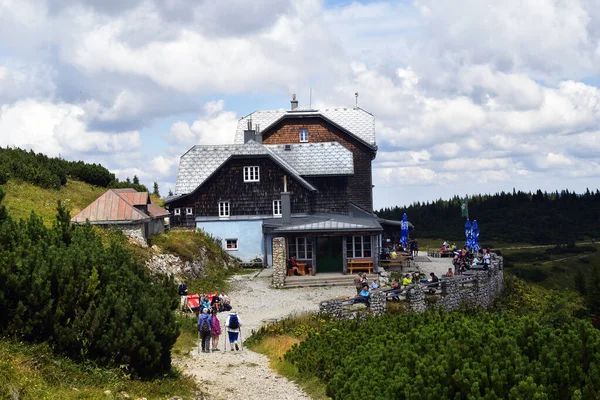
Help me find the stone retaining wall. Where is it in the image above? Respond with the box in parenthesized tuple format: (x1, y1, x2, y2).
(320, 255, 504, 317)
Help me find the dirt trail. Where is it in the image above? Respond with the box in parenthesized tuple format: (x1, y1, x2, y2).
(174, 272, 351, 400)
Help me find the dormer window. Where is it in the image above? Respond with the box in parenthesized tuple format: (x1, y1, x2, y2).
(299, 128, 308, 143)
(243, 166, 260, 182)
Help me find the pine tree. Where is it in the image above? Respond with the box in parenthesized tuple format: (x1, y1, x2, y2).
(168, 189, 173, 197)
(153, 181, 160, 197)
(133, 175, 140, 185)
(586, 266, 600, 315)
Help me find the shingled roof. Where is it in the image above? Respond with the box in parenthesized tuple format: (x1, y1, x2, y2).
(71, 189, 168, 224)
(264, 142, 353, 176)
(171, 140, 356, 198)
(234, 107, 376, 148)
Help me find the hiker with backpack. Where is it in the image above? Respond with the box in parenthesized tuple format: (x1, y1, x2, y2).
(198, 308, 213, 353)
(225, 311, 242, 351)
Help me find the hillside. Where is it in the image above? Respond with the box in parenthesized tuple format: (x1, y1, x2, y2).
(2, 178, 162, 225)
(2, 179, 106, 224)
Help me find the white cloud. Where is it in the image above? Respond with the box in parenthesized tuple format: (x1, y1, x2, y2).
(168, 100, 238, 146)
(0, 99, 140, 158)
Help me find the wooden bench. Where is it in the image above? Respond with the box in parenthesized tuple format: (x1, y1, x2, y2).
(347, 259, 373, 274)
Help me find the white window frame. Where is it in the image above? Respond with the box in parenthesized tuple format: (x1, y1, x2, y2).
(273, 200, 282, 217)
(186, 207, 193, 215)
(225, 239, 238, 251)
(243, 166, 260, 182)
(289, 237, 313, 260)
(218, 201, 230, 217)
(299, 128, 309, 143)
(346, 235, 372, 258)
(174, 208, 181, 216)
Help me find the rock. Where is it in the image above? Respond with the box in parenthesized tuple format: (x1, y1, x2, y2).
(104, 390, 112, 395)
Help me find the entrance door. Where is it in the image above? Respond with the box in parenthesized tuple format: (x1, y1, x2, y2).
(316, 237, 343, 272)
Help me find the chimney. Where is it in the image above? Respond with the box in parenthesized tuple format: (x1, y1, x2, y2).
(281, 175, 291, 224)
(290, 94, 298, 110)
(243, 118, 256, 143)
(281, 192, 291, 224)
(254, 124, 262, 144)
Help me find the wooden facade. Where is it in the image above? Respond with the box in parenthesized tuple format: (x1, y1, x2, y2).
(169, 156, 350, 227)
(261, 117, 376, 211)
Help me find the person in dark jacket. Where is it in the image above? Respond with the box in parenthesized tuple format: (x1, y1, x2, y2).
(197, 308, 213, 353)
(178, 280, 188, 312)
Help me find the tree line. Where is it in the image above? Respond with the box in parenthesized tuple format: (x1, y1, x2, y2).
(0, 147, 150, 192)
(377, 189, 600, 244)
(0, 188, 178, 377)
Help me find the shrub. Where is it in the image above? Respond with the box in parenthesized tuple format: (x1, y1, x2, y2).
(0, 191, 178, 377)
(285, 311, 600, 399)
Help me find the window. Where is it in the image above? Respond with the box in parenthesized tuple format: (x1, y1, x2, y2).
(225, 239, 238, 250)
(243, 166, 260, 182)
(299, 128, 308, 142)
(289, 237, 313, 260)
(273, 200, 282, 216)
(218, 201, 230, 217)
(174, 208, 181, 216)
(186, 207, 193, 215)
(346, 236, 372, 258)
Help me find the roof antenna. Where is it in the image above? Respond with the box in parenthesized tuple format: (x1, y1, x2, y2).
(355, 92, 358, 107)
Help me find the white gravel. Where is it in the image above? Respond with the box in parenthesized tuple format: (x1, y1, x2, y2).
(174, 271, 353, 400)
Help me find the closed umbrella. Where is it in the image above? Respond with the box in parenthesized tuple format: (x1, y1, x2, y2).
(472, 220, 480, 252)
(400, 213, 409, 248)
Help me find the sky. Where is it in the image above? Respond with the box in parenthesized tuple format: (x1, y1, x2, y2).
(1, 0, 599, 210)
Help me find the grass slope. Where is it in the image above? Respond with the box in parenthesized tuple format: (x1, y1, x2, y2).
(1, 179, 106, 224)
(0, 340, 200, 400)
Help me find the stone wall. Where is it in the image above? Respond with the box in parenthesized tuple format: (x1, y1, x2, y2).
(106, 223, 147, 246)
(320, 255, 504, 317)
(271, 237, 287, 288)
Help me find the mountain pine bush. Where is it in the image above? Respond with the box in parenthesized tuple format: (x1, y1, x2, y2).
(285, 311, 600, 399)
(0, 188, 179, 377)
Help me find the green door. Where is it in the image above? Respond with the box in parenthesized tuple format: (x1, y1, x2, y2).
(316, 237, 343, 273)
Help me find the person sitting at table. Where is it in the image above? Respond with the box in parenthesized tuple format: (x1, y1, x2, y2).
(288, 256, 300, 276)
(471, 256, 480, 267)
(391, 249, 397, 259)
(446, 268, 454, 277)
(428, 272, 440, 294)
(402, 274, 412, 287)
(371, 279, 379, 290)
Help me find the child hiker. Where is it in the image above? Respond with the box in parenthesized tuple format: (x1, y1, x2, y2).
(225, 311, 242, 351)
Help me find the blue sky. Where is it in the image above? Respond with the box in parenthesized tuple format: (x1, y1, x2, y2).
(1, 0, 600, 209)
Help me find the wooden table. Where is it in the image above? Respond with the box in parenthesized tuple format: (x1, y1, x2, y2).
(298, 263, 307, 275)
(347, 259, 373, 274)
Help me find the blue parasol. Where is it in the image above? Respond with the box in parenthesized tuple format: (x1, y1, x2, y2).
(472, 220, 480, 252)
(400, 213, 409, 248)
(465, 219, 472, 249)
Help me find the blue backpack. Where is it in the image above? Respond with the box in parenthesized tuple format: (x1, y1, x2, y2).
(229, 314, 239, 329)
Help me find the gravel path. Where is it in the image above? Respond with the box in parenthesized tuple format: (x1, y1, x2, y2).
(174, 272, 352, 400)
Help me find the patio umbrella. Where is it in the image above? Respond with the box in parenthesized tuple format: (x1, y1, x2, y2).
(465, 219, 472, 249)
(400, 213, 409, 248)
(472, 220, 480, 252)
